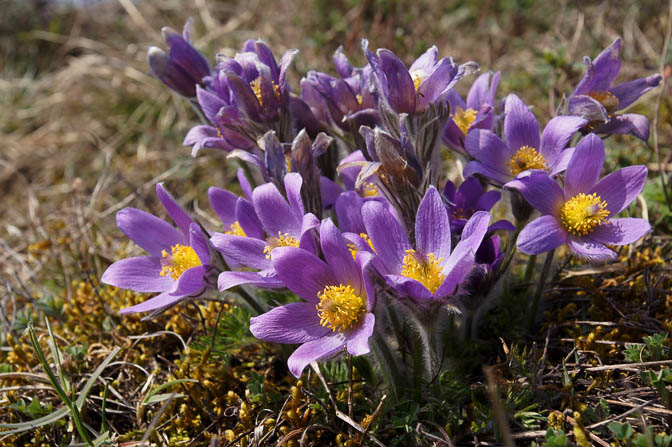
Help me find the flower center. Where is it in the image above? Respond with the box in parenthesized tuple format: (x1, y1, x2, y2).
(316, 284, 366, 332)
(587, 91, 620, 114)
(356, 94, 363, 107)
(560, 193, 610, 236)
(225, 221, 246, 237)
(453, 107, 478, 135)
(401, 249, 445, 294)
(348, 233, 376, 260)
(160, 244, 202, 280)
(410, 70, 426, 91)
(263, 231, 300, 259)
(360, 182, 378, 197)
(506, 145, 547, 176)
(249, 77, 281, 106)
(452, 208, 472, 220)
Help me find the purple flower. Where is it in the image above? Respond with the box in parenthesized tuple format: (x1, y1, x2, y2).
(443, 71, 501, 155)
(363, 41, 477, 115)
(443, 177, 514, 235)
(219, 39, 297, 123)
(102, 184, 211, 313)
(249, 219, 376, 378)
(210, 173, 319, 291)
(505, 133, 650, 262)
(568, 38, 662, 141)
(362, 187, 490, 303)
(464, 94, 587, 185)
(147, 19, 211, 98)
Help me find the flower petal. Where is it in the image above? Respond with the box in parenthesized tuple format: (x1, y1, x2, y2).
(320, 219, 361, 291)
(567, 237, 616, 262)
(564, 133, 604, 197)
(209, 234, 271, 269)
(591, 165, 648, 215)
(236, 198, 265, 240)
(415, 187, 452, 261)
(116, 207, 184, 256)
(540, 116, 587, 159)
(504, 171, 564, 216)
(588, 218, 650, 246)
(173, 265, 207, 295)
(463, 161, 511, 186)
(362, 200, 411, 275)
(576, 39, 622, 94)
(287, 333, 346, 378)
(272, 247, 337, 302)
(503, 94, 540, 150)
(385, 275, 434, 301)
(250, 302, 330, 344)
(346, 313, 375, 356)
(284, 172, 305, 223)
(217, 270, 284, 291)
(517, 215, 567, 255)
(595, 114, 650, 142)
(253, 182, 301, 236)
(208, 187, 237, 228)
(189, 224, 210, 265)
(464, 129, 513, 169)
(568, 95, 608, 122)
(335, 191, 366, 234)
(119, 291, 185, 314)
(378, 49, 415, 114)
(156, 183, 194, 239)
(610, 74, 662, 109)
(102, 256, 175, 292)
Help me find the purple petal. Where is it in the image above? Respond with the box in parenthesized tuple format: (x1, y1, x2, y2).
(595, 114, 650, 141)
(116, 207, 184, 256)
(102, 256, 175, 293)
(503, 94, 540, 150)
(416, 57, 458, 111)
(415, 187, 452, 261)
(362, 200, 411, 275)
(346, 313, 375, 356)
(196, 85, 225, 124)
(271, 247, 337, 302)
(540, 116, 587, 159)
(463, 161, 511, 186)
(568, 95, 609, 122)
(189, 224, 210, 265)
(183, 125, 232, 156)
(119, 291, 184, 314)
(253, 182, 301, 236)
(475, 190, 501, 212)
(237, 168, 254, 202)
(409, 46, 438, 73)
(433, 249, 475, 299)
(209, 187, 237, 228)
(610, 74, 662, 109)
(236, 198, 265, 240)
(547, 147, 575, 176)
(250, 302, 329, 344)
(464, 129, 513, 172)
(284, 173, 305, 223)
(320, 219, 362, 292)
(335, 191, 366, 234)
(466, 72, 492, 110)
(591, 165, 648, 215)
(564, 133, 604, 197)
(156, 183, 193, 239)
(504, 171, 564, 216)
(217, 270, 284, 291)
(567, 237, 616, 262)
(517, 215, 567, 255)
(209, 234, 271, 270)
(385, 275, 434, 301)
(278, 49, 299, 92)
(588, 218, 650, 246)
(287, 333, 346, 378)
(321, 176, 343, 209)
(575, 38, 622, 95)
(173, 265, 207, 295)
(378, 49, 415, 114)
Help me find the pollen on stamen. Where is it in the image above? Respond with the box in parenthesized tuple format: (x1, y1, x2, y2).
(225, 221, 246, 237)
(249, 77, 282, 107)
(560, 193, 610, 236)
(453, 107, 478, 135)
(360, 182, 378, 197)
(587, 91, 620, 114)
(263, 231, 300, 259)
(316, 284, 366, 332)
(401, 249, 445, 294)
(410, 70, 425, 91)
(506, 145, 547, 176)
(160, 244, 202, 280)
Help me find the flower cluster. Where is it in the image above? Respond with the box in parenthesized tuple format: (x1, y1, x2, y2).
(106, 27, 658, 387)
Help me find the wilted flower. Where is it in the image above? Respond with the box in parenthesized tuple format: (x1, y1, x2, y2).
(505, 134, 649, 261)
(210, 173, 319, 290)
(363, 41, 477, 115)
(249, 219, 375, 378)
(102, 184, 211, 313)
(443, 71, 501, 155)
(464, 94, 587, 185)
(568, 38, 662, 141)
(147, 19, 211, 97)
(362, 187, 490, 303)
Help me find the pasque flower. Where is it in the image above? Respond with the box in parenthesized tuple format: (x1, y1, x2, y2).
(363, 41, 477, 115)
(568, 38, 662, 141)
(362, 187, 490, 302)
(249, 219, 376, 378)
(102, 184, 211, 313)
(443, 176, 513, 235)
(464, 94, 587, 185)
(210, 173, 319, 291)
(147, 19, 211, 98)
(443, 71, 501, 155)
(505, 133, 649, 261)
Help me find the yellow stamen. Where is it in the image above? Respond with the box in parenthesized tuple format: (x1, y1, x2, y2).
(249, 77, 281, 107)
(587, 91, 620, 114)
(160, 244, 202, 280)
(560, 193, 610, 236)
(349, 233, 377, 260)
(356, 94, 363, 107)
(506, 145, 547, 176)
(225, 221, 246, 237)
(452, 208, 470, 220)
(360, 182, 379, 197)
(453, 107, 478, 135)
(410, 70, 426, 91)
(263, 231, 300, 259)
(401, 249, 444, 294)
(316, 284, 366, 332)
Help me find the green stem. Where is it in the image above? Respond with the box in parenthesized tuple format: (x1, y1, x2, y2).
(528, 249, 555, 329)
(523, 254, 537, 284)
(370, 333, 405, 401)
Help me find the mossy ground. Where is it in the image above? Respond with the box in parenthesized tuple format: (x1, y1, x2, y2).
(1, 0, 671, 445)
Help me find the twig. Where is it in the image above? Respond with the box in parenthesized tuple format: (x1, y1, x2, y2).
(565, 414, 610, 447)
(586, 400, 655, 429)
(604, 399, 672, 416)
(483, 366, 515, 447)
(358, 395, 387, 447)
